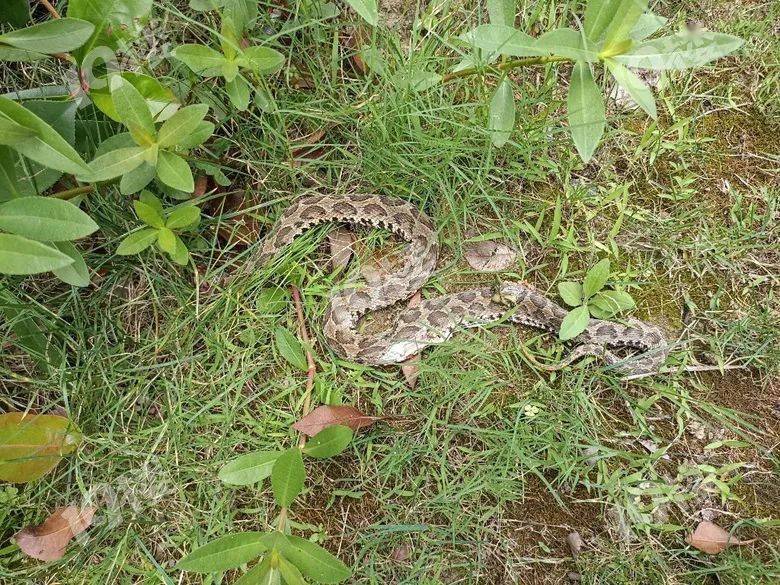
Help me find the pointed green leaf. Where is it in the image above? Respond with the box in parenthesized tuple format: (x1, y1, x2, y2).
(536, 28, 599, 61)
(1, 0, 30, 28)
(90, 72, 178, 123)
(591, 289, 635, 317)
(0, 233, 73, 275)
(236, 46, 285, 75)
(0, 196, 98, 241)
(559, 305, 590, 341)
(116, 228, 159, 255)
(140, 190, 164, 216)
(488, 77, 514, 148)
(0, 116, 35, 144)
(488, 0, 515, 26)
(171, 235, 190, 265)
(278, 554, 308, 585)
(176, 121, 215, 149)
(630, 12, 667, 41)
(85, 146, 147, 182)
(344, 0, 378, 26)
(225, 75, 251, 110)
(133, 200, 165, 228)
(157, 104, 209, 148)
(156, 150, 194, 193)
(602, 0, 649, 51)
(284, 535, 352, 584)
(0, 18, 94, 54)
(173, 44, 228, 76)
(157, 227, 176, 255)
(583, 259, 611, 297)
(234, 555, 275, 585)
(567, 61, 605, 162)
(275, 326, 308, 371)
(119, 162, 155, 195)
(605, 58, 657, 119)
(615, 32, 744, 70)
(271, 447, 305, 508)
(462, 24, 546, 57)
(558, 281, 583, 308)
(0, 46, 47, 62)
(219, 450, 282, 486)
(0, 97, 90, 175)
(176, 532, 268, 573)
(583, 0, 619, 42)
(304, 425, 353, 459)
(51, 241, 90, 287)
(166, 206, 200, 230)
(110, 76, 156, 145)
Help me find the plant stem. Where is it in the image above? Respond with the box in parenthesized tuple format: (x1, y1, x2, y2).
(52, 185, 94, 200)
(441, 55, 570, 83)
(39, 0, 61, 19)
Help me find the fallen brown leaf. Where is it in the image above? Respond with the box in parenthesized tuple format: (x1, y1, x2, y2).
(464, 240, 517, 272)
(390, 543, 411, 562)
(15, 506, 95, 561)
(292, 405, 381, 437)
(400, 292, 422, 389)
(328, 227, 356, 271)
(686, 521, 752, 555)
(566, 531, 584, 558)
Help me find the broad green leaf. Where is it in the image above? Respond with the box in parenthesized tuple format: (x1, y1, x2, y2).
(0, 97, 89, 175)
(0, 197, 98, 241)
(219, 451, 282, 486)
(119, 162, 155, 195)
(583, 259, 611, 297)
(156, 150, 194, 192)
(630, 12, 667, 41)
(172, 44, 227, 76)
(602, 0, 649, 51)
(85, 146, 147, 182)
(275, 326, 308, 371)
(116, 227, 159, 255)
(1, 0, 30, 27)
(304, 425, 353, 459)
(487, 0, 515, 27)
(0, 233, 73, 275)
(536, 28, 599, 61)
(111, 76, 156, 145)
(177, 121, 215, 149)
(68, 0, 154, 62)
(615, 32, 744, 70)
(140, 190, 164, 216)
(225, 76, 251, 111)
(344, 0, 378, 26)
(605, 58, 657, 119)
(166, 206, 200, 229)
(559, 305, 590, 341)
(462, 24, 546, 57)
(222, 0, 259, 33)
(158, 104, 209, 148)
(278, 555, 308, 585)
(583, 0, 619, 41)
(157, 227, 176, 255)
(221, 60, 239, 82)
(51, 241, 90, 287)
(567, 61, 605, 162)
(0, 412, 82, 483)
(558, 281, 583, 307)
(271, 447, 305, 508)
(284, 535, 352, 584)
(488, 77, 514, 148)
(236, 46, 285, 75)
(133, 200, 164, 228)
(0, 146, 20, 200)
(93, 132, 135, 159)
(177, 532, 268, 572)
(171, 235, 190, 266)
(0, 18, 95, 54)
(90, 72, 178, 123)
(234, 555, 275, 585)
(591, 289, 635, 317)
(0, 117, 35, 144)
(189, 0, 226, 10)
(0, 46, 47, 62)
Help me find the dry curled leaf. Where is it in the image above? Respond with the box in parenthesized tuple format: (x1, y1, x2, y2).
(464, 240, 517, 272)
(15, 506, 95, 561)
(566, 532, 584, 558)
(686, 521, 752, 555)
(328, 227, 356, 271)
(292, 405, 381, 437)
(390, 543, 412, 562)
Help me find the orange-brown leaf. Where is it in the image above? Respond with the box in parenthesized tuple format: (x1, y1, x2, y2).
(686, 521, 750, 555)
(15, 506, 95, 561)
(292, 405, 381, 437)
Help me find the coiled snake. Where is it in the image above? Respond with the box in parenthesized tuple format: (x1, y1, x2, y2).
(248, 193, 668, 376)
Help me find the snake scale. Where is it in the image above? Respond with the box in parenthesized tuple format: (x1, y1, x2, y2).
(249, 193, 669, 376)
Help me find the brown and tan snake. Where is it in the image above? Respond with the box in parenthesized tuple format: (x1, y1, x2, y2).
(247, 193, 668, 376)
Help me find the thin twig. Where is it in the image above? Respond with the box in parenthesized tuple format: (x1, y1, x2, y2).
(52, 185, 94, 200)
(39, 0, 60, 19)
(442, 55, 570, 83)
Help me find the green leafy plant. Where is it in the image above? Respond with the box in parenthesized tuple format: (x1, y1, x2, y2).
(557, 259, 636, 340)
(116, 191, 201, 265)
(179, 425, 354, 582)
(457, 0, 744, 160)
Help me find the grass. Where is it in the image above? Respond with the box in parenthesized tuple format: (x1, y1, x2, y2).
(1, 0, 779, 583)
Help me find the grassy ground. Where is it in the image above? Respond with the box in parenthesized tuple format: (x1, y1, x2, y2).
(1, 0, 779, 583)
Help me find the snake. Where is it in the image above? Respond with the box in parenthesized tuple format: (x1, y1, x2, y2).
(247, 193, 669, 376)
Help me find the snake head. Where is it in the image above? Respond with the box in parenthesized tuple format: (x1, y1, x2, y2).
(494, 282, 530, 306)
